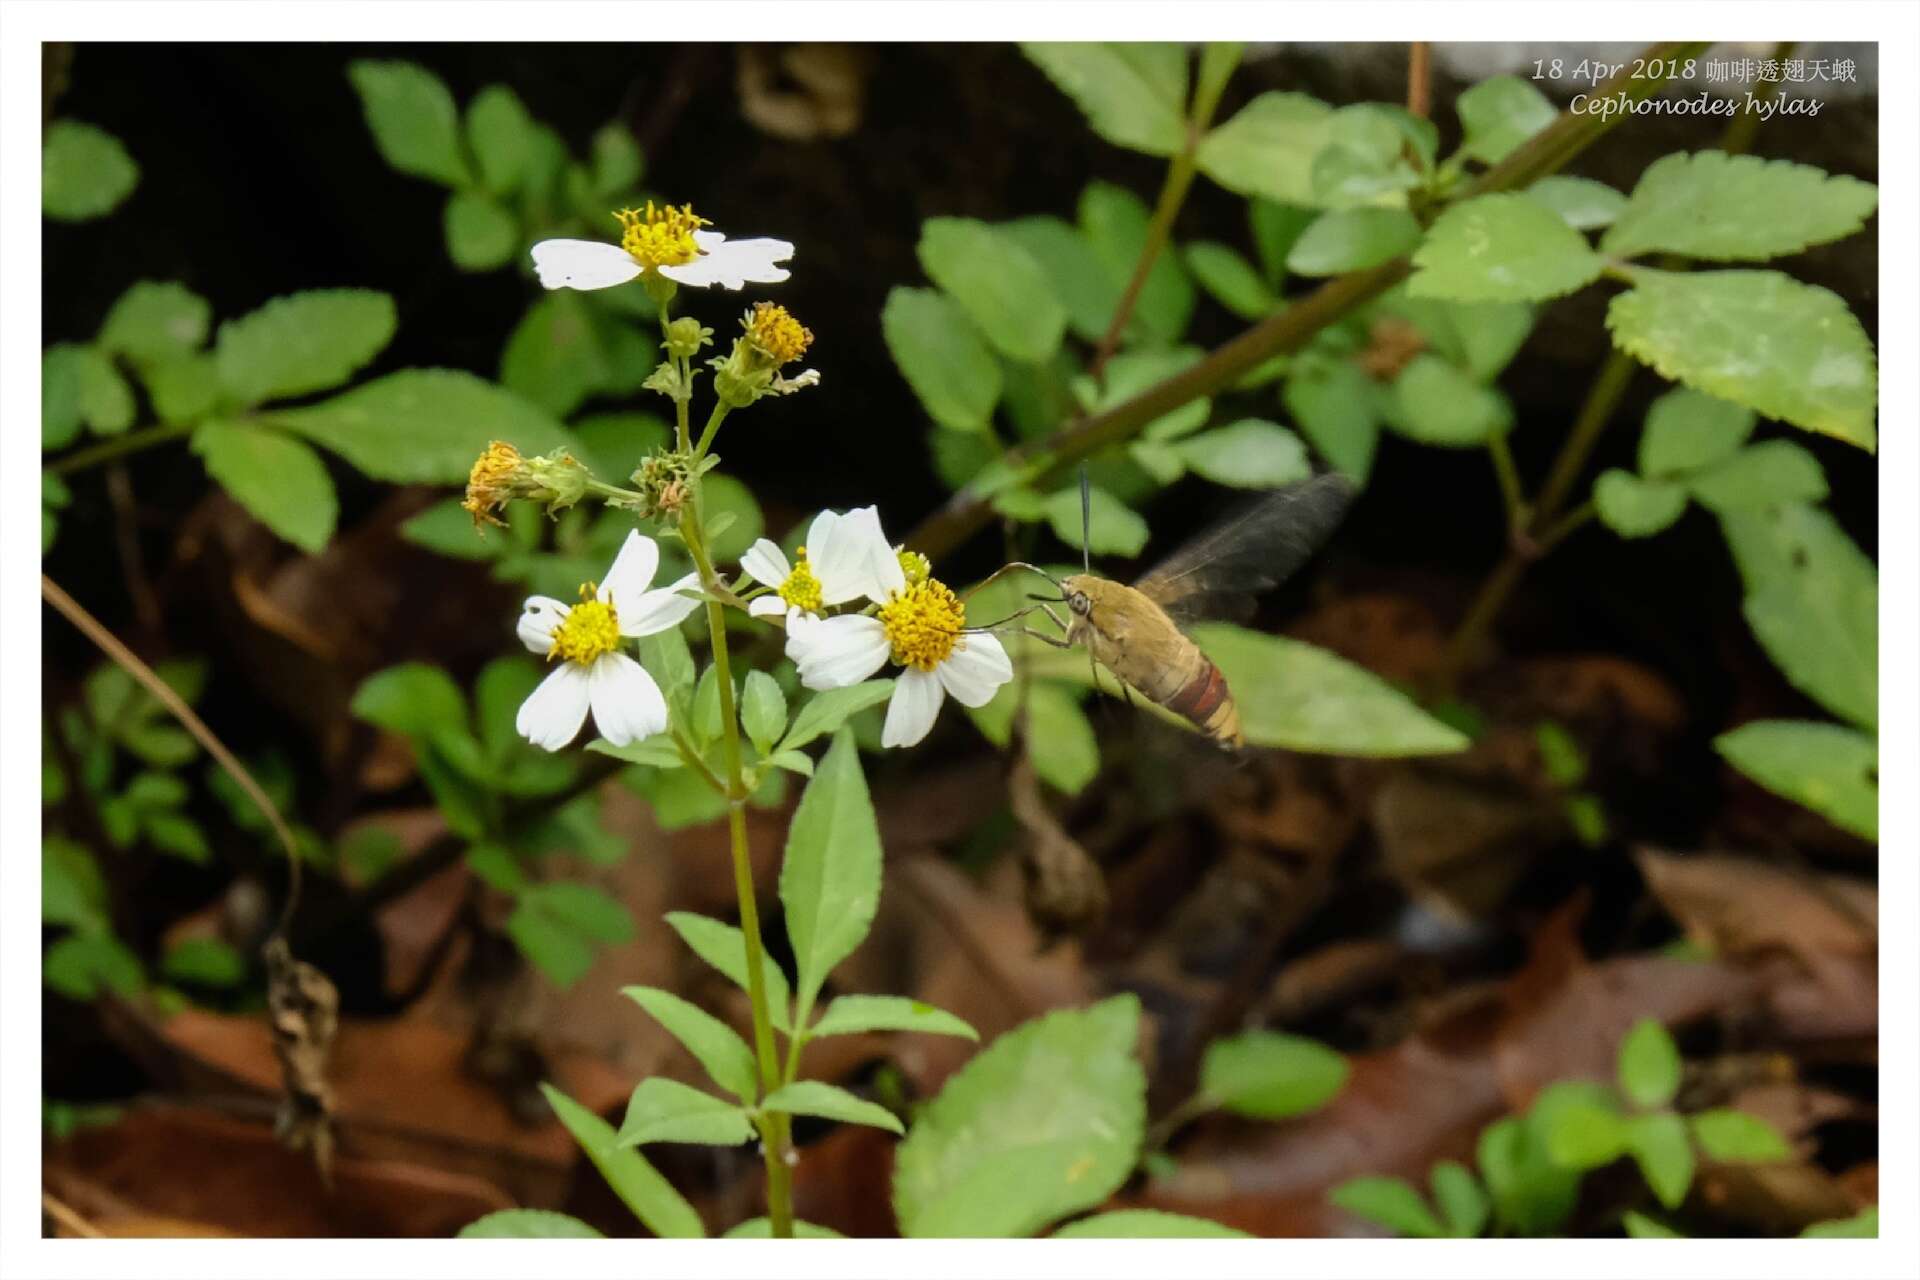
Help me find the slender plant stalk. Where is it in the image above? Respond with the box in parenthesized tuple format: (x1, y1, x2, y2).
(1406, 42, 1432, 119)
(49, 421, 193, 475)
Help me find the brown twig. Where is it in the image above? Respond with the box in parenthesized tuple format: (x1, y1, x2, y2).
(41, 1191, 104, 1239)
(1407, 42, 1432, 119)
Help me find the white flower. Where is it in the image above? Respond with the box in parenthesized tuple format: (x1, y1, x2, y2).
(514, 531, 702, 750)
(782, 514, 1013, 749)
(530, 201, 792, 293)
(739, 507, 892, 623)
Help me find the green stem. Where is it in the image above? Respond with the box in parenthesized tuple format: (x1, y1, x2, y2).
(1487, 431, 1526, 534)
(692, 401, 731, 460)
(49, 421, 193, 475)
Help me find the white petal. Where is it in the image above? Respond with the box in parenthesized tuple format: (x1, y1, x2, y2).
(599, 530, 660, 617)
(517, 596, 570, 655)
(748, 595, 789, 619)
(623, 572, 703, 637)
(659, 230, 794, 290)
(530, 239, 643, 291)
(804, 509, 841, 557)
(587, 652, 669, 746)
(935, 632, 1014, 707)
(739, 538, 790, 589)
(516, 662, 592, 750)
(817, 505, 897, 605)
(788, 614, 891, 690)
(882, 668, 945, 748)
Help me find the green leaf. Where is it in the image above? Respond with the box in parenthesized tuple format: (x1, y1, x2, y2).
(444, 190, 519, 271)
(1478, 1113, 1581, 1235)
(810, 994, 977, 1041)
(1285, 208, 1420, 277)
(662, 912, 793, 1034)
(277, 368, 572, 483)
(761, 1080, 903, 1135)
(213, 290, 397, 407)
(43, 121, 139, 220)
(99, 282, 211, 363)
(1052, 1210, 1248, 1239)
(1688, 441, 1827, 513)
(1430, 1161, 1490, 1238)
(44, 933, 144, 1000)
(191, 420, 337, 552)
(1197, 92, 1335, 206)
(351, 663, 468, 738)
(740, 670, 788, 756)
(160, 937, 247, 987)
(1329, 1176, 1444, 1238)
(1078, 182, 1195, 342)
(1025, 683, 1101, 795)
(1638, 386, 1755, 477)
(1455, 75, 1558, 165)
(460, 1209, 602, 1239)
(1380, 354, 1511, 447)
(1602, 152, 1878, 263)
(525, 881, 633, 943)
(143, 812, 211, 864)
(139, 352, 221, 426)
(779, 729, 882, 1011)
(568, 410, 670, 479)
(1175, 419, 1312, 489)
(1195, 623, 1467, 755)
(1249, 199, 1318, 285)
(1607, 269, 1877, 450)
(1689, 1108, 1791, 1163)
(1021, 43, 1188, 156)
(1623, 1209, 1684, 1238)
(1715, 720, 1877, 841)
(347, 60, 471, 187)
(1525, 176, 1628, 230)
(918, 218, 1070, 363)
(1544, 1099, 1630, 1169)
(1410, 194, 1603, 302)
(781, 681, 895, 754)
(882, 287, 1001, 432)
(639, 627, 698, 723)
(1199, 1030, 1347, 1119)
(622, 986, 758, 1103)
(465, 85, 534, 195)
(1801, 1206, 1878, 1238)
(500, 291, 616, 418)
(700, 473, 763, 563)
(1617, 1018, 1682, 1109)
(1311, 104, 1429, 208)
(590, 124, 644, 196)
(1625, 1111, 1694, 1209)
(505, 906, 588, 986)
(1284, 357, 1378, 483)
(1046, 484, 1145, 558)
(1719, 503, 1876, 730)
(539, 1083, 705, 1237)
(403, 499, 497, 561)
(1000, 216, 1123, 343)
(617, 1077, 754, 1147)
(893, 995, 1145, 1238)
(1594, 469, 1687, 539)
(721, 1218, 843, 1238)
(42, 836, 108, 932)
(1073, 345, 1209, 442)
(1182, 242, 1277, 320)
(42, 345, 134, 445)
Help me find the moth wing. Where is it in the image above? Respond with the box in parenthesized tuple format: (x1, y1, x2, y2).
(1132, 471, 1355, 625)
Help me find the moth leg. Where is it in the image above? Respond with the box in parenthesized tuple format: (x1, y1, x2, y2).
(1016, 627, 1075, 650)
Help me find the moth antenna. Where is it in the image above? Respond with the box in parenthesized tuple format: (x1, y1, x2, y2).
(1078, 465, 1092, 576)
(964, 561, 1064, 600)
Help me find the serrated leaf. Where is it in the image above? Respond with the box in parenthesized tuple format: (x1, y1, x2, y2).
(1688, 440, 1827, 513)
(1182, 241, 1276, 320)
(445, 190, 518, 271)
(779, 729, 882, 1012)
(1197, 92, 1335, 206)
(1715, 719, 1876, 841)
(617, 1077, 754, 1147)
(1594, 469, 1687, 539)
(1175, 419, 1312, 489)
(1410, 194, 1603, 302)
(191, 420, 337, 552)
(351, 663, 468, 737)
(465, 85, 534, 195)
(882, 287, 1001, 432)
(276, 368, 572, 483)
(761, 1080, 903, 1135)
(663, 912, 793, 1034)
(1454, 75, 1557, 166)
(1689, 1108, 1791, 1162)
(140, 351, 221, 426)
(1381, 353, 1511, 447)
(1524, 175, 1628, 230)
(460, 1209, 602, 1238)
(1194, 623, 1468, 755)
(780, 681, 895, 753)
(1022, 43, 1188, 156)
(1625, 1111, 1694, 1209)
(214, 290, 396, 407)
(1638, 386, 1755, 477)
(42, 345, 134, 446)
(1046, 484, 1145, 558)
(893, 995, 1145, 1238)
(1077, 181, 1195, 342)
(43, 121, 139, 221)
(1618, 1018, 1682, 1108)
(1052, 1210, 1248, 1239)
(809, 994, 977, 1041)
(1329, 1176, 1444, 1237)
(1603, 151, 1878, 262)
(1607, 269, 1877, 450)
(539, 1083, 705, 1237)
(1200, 1030, 1348, 1119)
(1286, 208, 1420, 277)
(99, 282, 211, 363)
(347, 59, 471, 187)
(622, 986, 758, 1103)
(918, 218, 1070, 363)
(1000, 216, 1123, 343)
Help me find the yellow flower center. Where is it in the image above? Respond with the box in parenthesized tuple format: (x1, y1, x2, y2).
(879, 577, 964, 672)
(777, 548, 824, 614)
(462, 439, 526, 528)
(549, 583, 621, 666)
(615, 201, 709, 269)
(744, 302, 814, 366)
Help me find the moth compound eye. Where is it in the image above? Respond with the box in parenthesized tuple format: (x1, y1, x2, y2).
(1070, 591, 1090, 615)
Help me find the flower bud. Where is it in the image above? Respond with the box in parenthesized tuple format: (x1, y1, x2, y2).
(664, 316, 713, 360)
